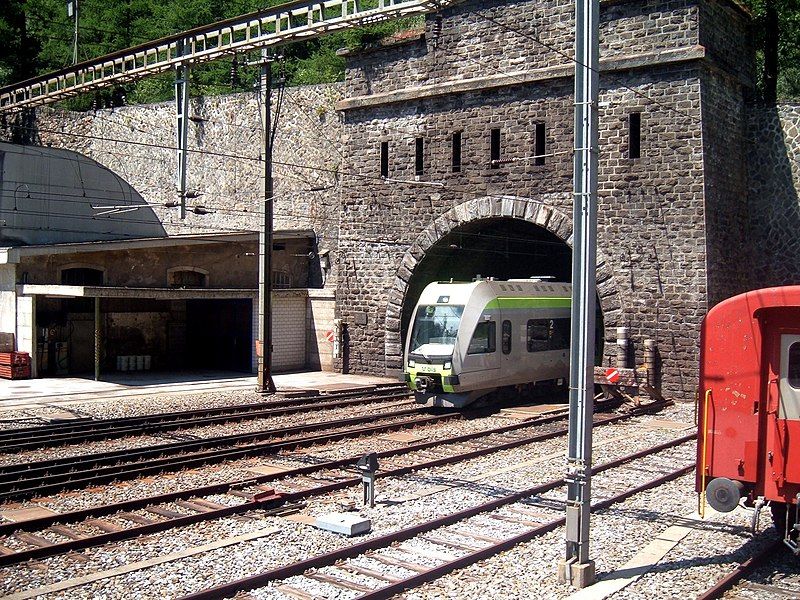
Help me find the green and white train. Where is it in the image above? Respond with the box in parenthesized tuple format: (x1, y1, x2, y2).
(403, 278, 571, 407)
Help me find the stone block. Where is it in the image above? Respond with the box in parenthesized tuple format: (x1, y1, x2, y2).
(315, 513, 372, 536)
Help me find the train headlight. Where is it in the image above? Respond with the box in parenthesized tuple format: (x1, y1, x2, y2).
(444, 361, 451, 370)
(407, 359, 415, 368)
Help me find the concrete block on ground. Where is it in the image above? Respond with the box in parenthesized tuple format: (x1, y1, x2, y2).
(315, 512, 371, 536)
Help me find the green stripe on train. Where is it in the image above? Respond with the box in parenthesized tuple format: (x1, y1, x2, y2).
(484, 297, 572, 309)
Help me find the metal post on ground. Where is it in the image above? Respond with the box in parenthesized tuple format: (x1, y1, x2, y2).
(558, 0, 599, 589)
(257, 48, 276, 394)
(94, 297, 101, 381)
(175, 39, 190, 220)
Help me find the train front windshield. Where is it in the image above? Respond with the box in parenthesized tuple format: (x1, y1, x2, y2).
(409, 305, 464, 358)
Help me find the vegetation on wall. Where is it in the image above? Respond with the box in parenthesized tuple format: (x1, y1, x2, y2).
(1, 0, 798, 104)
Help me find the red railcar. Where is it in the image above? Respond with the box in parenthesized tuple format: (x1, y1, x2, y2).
(697, 286, 800, 552)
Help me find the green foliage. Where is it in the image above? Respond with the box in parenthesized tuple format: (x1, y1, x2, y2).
(2, 0, 421, 106)
(742, 0, 800, 100)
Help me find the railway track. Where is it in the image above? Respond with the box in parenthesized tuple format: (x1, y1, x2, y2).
(0, 399, 670, 569)
(0, 406, 457, 502)
(181, 433, 695, 599)
(696, 539, 790, 600)
(0, 384, 410, 453)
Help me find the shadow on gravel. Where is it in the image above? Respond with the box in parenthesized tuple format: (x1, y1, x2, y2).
(595, 531, 781, 581)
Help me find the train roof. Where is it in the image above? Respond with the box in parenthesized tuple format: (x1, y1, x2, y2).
(417, 279, 571, 306)
(705, 285, 800, 327)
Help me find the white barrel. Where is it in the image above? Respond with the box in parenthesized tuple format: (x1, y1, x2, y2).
(143, 355, 152, 370)
(116, 356, 123, 371)
(135, 355, 144, 370)
(120, 356, 129, 371)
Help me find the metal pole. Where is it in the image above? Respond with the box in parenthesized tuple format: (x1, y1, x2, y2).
(257, 48, 276, 393)
(94, 297, 100, 381)
(72, 0, 79, 65)
(559, 0, 599, 588)
(175, 40, 189, 220)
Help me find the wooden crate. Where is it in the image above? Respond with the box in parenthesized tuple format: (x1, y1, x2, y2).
(0, 352, 30, 366)
(0, 364, 30, 380)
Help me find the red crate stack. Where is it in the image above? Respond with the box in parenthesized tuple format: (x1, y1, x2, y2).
(0, 352, 31, 380)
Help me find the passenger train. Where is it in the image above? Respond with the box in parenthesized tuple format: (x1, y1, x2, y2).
(403, 278, 571, 408)
(697, 286, 800, 552)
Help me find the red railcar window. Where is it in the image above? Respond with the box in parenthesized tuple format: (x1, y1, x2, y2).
(788, 342, 800, 388)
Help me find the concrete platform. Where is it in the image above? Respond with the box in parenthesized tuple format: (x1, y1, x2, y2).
(0, 370, 397, 411)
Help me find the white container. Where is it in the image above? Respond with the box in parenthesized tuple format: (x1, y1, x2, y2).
(120, 356, 129, 371)
(116, 356, 123, 371)
(135, 355, 144, 371)
(143, 355, 152, 370)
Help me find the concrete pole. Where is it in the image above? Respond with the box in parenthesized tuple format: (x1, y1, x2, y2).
(616, 326, 629, 368)
(94, 297, 100, 381)
(559, 0, 599, 588)
(644, 339, 657, 388)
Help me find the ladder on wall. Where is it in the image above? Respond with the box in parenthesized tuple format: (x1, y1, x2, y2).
(0, 0, 457, 112)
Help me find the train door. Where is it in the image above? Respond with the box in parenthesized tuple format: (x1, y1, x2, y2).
(460, 315, 500, 386)
(763, 322, 800, 503)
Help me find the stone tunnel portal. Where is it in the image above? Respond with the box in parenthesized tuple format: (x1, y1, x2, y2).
(399, 217, 604, 364)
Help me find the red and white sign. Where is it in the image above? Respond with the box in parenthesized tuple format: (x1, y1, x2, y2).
(325, 330, 335, 343)
(604, 367, 621, 384)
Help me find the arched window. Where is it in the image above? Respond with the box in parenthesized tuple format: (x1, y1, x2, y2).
(167, 267, 208, 289)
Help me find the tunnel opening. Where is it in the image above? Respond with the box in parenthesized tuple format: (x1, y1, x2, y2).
(400, 217, 604, 362)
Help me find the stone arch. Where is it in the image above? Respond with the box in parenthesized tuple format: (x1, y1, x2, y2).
(384, 195, 624, 369)
(167, 266, 209, 288)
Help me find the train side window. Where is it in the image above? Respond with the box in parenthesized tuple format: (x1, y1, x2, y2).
(502, 320, 512, 354)
(788, 343, 800, 388)
(468, 321, 496, 354)
(527, 318, 571, 351)
(550, 318, 571, 350)
(527, 319, 549, 352)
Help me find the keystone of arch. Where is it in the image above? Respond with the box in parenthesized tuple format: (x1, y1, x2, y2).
(384, 195, 624, 369)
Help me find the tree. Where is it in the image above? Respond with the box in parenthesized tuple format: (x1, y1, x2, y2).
(0, 0, 40, 86)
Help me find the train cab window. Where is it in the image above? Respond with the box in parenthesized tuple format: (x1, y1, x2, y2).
(468, 321, 496, 354)
(788, 343, 800, 388)
(502, 320, 512, 354)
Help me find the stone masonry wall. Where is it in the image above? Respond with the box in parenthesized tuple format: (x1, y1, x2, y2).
(747, 104, 800, 285)
(337, 0, 752, 399)
(16, 84, 344, 288)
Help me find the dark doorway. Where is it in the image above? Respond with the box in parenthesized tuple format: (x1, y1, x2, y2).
(186, 299, 252, 372)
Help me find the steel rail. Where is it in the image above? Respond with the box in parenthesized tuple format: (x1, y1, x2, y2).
(181, 436, 695, 600)
(0, 405, 421, 479)
(0, 0, 462, 112)
(0, 400, 675, 567)
(695, 539, 783, 600)
(0, 384, 406, 439)
(0, 408, 457, 502)
(0, 399, 604, 536)
(0, 388, 410, 453)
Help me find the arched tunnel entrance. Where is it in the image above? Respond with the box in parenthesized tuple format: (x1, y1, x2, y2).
(399, 217, 604, 362)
